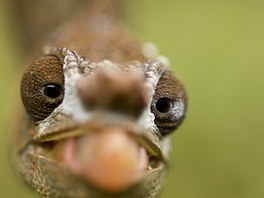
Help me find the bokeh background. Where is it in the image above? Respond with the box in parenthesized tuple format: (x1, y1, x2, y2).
(1, 0, 264, 197)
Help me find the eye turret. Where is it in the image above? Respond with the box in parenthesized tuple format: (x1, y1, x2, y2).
(151, 71, 187, 136)
(21, 55, 64, 121)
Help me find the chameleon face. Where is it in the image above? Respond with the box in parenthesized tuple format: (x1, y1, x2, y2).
(13, 1, 187, 197)
(18, 47, 187, 198)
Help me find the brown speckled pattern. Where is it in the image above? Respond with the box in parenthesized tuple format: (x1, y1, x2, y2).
(21, 55, 64, 121)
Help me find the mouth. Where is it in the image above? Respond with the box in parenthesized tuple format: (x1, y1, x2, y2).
(33, 120, 165, 193)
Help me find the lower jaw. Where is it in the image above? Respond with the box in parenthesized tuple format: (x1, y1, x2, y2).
(23, 150, 166, 198)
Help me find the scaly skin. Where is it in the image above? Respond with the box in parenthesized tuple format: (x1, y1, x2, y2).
(13, 1, 188, 198)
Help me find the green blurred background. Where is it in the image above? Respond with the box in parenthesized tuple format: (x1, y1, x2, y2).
(1, 0, 264, 197)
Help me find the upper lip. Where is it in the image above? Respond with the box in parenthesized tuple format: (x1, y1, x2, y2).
(31, 118, 167, 181)
(33, 118, 164, 161)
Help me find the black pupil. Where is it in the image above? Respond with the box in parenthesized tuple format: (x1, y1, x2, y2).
(156, 98, 172, 113)
(44, 84, 62, 98)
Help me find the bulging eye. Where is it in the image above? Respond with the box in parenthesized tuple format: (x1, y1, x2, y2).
(151, 71, 187, 136)
(21, 55, 64, 121)
(43, 84, 63, 99)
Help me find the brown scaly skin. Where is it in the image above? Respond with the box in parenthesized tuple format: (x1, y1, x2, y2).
(13, 1, 188, 198)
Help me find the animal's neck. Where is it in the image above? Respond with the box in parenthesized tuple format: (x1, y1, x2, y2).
(13, 0, 125, 52)
(44, 13, 147, 64)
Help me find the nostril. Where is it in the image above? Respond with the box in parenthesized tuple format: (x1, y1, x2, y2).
(77, 70, 148, 118)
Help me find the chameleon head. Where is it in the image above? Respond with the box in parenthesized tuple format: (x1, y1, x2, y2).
(18, 48, 187, 198)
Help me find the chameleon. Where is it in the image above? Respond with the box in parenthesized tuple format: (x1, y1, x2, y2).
(13, 0, 188, 197)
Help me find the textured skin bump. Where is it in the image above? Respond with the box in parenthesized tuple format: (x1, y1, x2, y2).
(21, 55, 64, 121)
(151, 71, 188, 135)
(77, 70, 148, 118)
